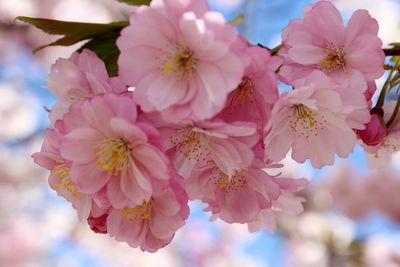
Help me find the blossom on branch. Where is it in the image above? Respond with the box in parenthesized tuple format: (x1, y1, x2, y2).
(264, 72, 360, 168)
(279, 1, 385, 91)
(47, 49, 126, 123)
(117, 0, 249, 122)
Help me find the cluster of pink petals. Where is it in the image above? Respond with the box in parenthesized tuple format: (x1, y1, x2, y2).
(34, 92, 189, 252)
(33, 126, 93, 221)
(47, 49, 126, 124)
(117, 0, 249, 122)
(362, 101, 400, 168)
(264, 71, 365, 168)
(148, 114, 259, 178)
(32, 0, 393, 253)
(216, 44, 279, 130)
(186, 163, 307, 230)
(279, 0, 385, 91)
(263, 0, 386, 168)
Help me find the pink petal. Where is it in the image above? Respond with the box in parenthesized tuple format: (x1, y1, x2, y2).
(303, 1, 346, 46)
(107, 177, 133, 209)
(346, 9, 379, 45)
(154, 189, 180, 216)
(132, 144, 170, 180)
(75, 195, 92, 221)
(70, 162, 111, 194)
(288, 46, 326, 65)
(149, 212, 184, 239)
(60, 128, 102, 164)
(121, 164, 150, 204)
(110, 117, 148, 144)
(220, 189, 260, 223)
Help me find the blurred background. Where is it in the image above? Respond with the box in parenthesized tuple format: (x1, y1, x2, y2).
(0, 0, 400, 266)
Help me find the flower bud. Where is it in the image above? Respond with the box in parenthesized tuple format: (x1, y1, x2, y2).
(358, 114, 388, 146)
(88, 214, 108, 234)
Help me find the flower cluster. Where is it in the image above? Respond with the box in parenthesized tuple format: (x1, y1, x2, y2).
(32, 0, 389, 252)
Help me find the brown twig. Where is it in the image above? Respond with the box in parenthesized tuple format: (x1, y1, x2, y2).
(384, 48, 400, 57)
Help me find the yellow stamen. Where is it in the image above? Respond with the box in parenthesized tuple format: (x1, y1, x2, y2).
(209, 168, 247, 191)
(231, 76, 255, 106)
(162, 45, 198, 78)
(319, 43, 346, 73)
(53, 163, 80, 196)
(95, 138, 132, 176)
(121, 201, 153, 222)
(292, 104, 316, 128)
(289, 104, 326, 139)
(170, 126, 209, 161)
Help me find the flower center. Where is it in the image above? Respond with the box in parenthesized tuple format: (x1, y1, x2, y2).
(383, 138, 400, 152)
(208, 168, 247, 191)
(289, 104, 325, 138)
(230, 76, 255, 106)
(170, 126, 210, 162)
(162, 45, 198, 78)
(121, 201, 153, 222)
(53, 163, 80, 196)
(67, 89, 93, 102)
(95, 138, 132, 176)
(319, 43, 346, 73)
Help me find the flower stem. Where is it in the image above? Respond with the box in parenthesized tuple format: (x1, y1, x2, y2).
(386, 94, 400, 127)
(384, 48, 400, 56)
(374, 59, 400, 110)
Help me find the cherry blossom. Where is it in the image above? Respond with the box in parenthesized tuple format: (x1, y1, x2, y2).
(32, 126, 93, 221)
(264, 74, 358, 168)
(47, 49, 126, 123)
(216, 44, 279, 131)
(117, 0, 249, 122)
(279, 1, 385, 91)
(107, 178, 189, 252)
(146, 114, 259, 178)
(59, 93, 171, 207)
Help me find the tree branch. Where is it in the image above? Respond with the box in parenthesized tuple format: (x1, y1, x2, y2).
(384, 48, 400, 56)
(258, 46, 400, 57)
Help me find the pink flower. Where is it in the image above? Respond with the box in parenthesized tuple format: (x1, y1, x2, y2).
(216, 45, 279, 131)
(247, 178, 308, 232)
(358, 114, 388, 146)
(279, 1, 385, 90)
(264, 75, 358, 168)
(365, 81, 378, 102)
(185, 161, 307, 231)
(32, 126, 92, 221)
(145, 113, 259, 178)
(106, 178, 189, 252)
(366, 131, 400, 168)
(59, 93, 171, 207)
(48, 49, 126, 124)
(363, 100, 400, 168)
(186, 164, 281, 224)
(117, 0, 249, 122)
(290, 70, 370, 130)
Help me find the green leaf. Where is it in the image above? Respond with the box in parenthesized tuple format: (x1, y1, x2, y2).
(16, 16, 129, 76)
(79, 32, 121, 76)
(390, 42, 400, 48)
(117, 0, 151, 5)
(32, 36, 84, 53)
(391, 56, 400, 64)
(16, 16, 128, 37)
(16, 16, 128, 59)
